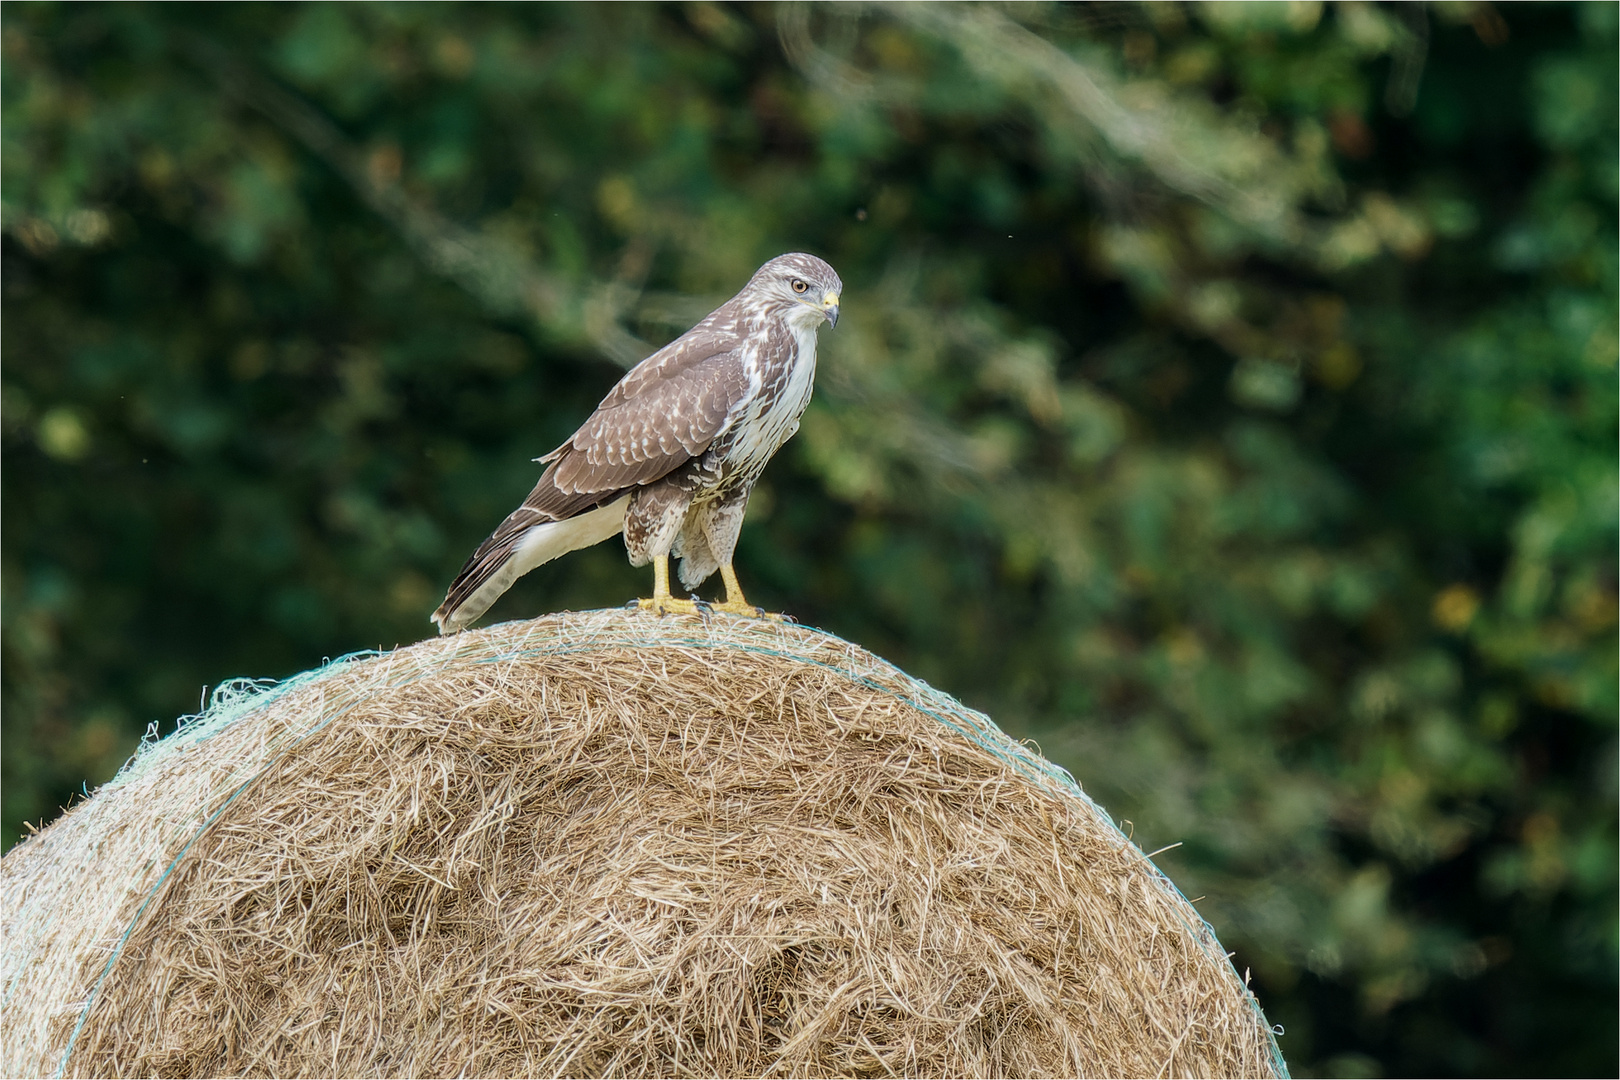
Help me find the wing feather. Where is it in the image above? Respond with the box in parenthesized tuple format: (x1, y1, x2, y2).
(547, 319, 750, 495)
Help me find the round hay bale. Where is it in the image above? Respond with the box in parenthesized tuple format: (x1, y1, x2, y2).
(3, 610, 1285, 1079)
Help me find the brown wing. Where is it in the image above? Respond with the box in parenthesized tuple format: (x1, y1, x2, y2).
(542, 313, 750, 496)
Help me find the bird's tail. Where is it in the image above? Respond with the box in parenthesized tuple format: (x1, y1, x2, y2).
(432, 496, 630, 634)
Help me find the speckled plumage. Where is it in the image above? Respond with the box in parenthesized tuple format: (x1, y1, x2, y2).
(433, 253, 842, 633)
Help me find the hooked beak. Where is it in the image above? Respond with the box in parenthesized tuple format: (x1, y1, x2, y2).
(822, 291, 840, 329)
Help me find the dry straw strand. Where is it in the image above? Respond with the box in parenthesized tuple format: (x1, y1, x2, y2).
(3, 609, 1287, 1079)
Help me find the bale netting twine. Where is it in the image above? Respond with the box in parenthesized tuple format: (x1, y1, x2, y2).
(3, 608, 1286, 1079)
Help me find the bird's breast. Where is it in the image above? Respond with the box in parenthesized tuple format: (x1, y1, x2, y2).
(708, 324, 818, 490)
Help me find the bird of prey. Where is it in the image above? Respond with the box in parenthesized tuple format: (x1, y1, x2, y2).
(431, 252, 842, 634)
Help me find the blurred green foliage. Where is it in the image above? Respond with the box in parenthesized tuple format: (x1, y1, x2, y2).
(3, 3, 1614, 1075)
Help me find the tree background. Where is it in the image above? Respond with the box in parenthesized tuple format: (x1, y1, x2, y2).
(3, 3, 1614, 1075)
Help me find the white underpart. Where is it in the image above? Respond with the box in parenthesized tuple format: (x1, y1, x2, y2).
(514, 495, 630, 571)
(443, 496, 629, 631)
(721, 305, 821, 479)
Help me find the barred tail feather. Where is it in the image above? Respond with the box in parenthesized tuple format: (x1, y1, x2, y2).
(431, 496, 630, 634)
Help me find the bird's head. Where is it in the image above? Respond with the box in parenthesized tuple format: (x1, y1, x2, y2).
(747, 252, 842, 330)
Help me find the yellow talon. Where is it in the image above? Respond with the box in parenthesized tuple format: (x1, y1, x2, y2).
(636, 554, 704, 615)
(635, 556, 790, 620)
(637, 596, 709, 615)
(705, 564, 789, 621)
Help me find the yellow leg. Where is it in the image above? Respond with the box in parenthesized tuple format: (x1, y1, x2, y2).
(636, 554, 705, 615)
(721, 564, 750, 608)
(706, 563, 786, 620)
(654, 553, 671, 601)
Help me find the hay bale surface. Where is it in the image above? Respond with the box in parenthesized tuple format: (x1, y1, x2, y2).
(3, 610, 1284, 1079)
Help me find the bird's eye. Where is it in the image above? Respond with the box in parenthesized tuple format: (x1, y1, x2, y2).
(791, 279, 808, 294)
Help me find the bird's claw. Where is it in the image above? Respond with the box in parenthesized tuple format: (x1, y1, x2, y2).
(632, 595, 792, 622)
(635, 596, 708, 617)
(704, 600, 792, 622)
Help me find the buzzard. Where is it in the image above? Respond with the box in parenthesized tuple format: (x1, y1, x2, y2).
(432, 253, 842, 634)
